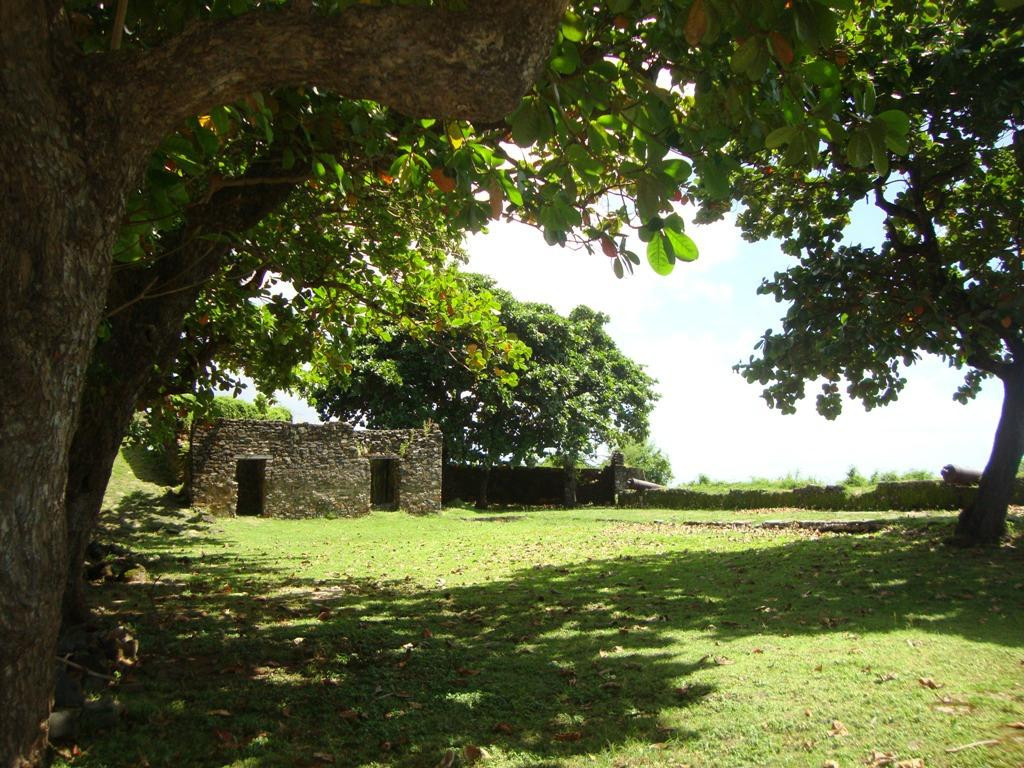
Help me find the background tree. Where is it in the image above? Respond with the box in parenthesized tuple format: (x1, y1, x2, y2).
(62, 169, 518, 625)
(727, 0, 1024, 545)
(306, 275, 658, 506)
(617, 438, 674, 486)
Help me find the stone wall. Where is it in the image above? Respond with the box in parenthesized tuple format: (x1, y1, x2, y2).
(358, 426, 443, 515)
(189, 420, 441, 518)
(620, 479, 1024, 511)
(441, 454, 644, 507)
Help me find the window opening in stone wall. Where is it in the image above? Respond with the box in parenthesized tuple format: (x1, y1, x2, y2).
(236, 457, 269, 516)
(370, 458, 399, 509)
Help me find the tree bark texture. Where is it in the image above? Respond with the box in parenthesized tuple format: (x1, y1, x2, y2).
(0, 7, 121, 765)
(562, 463, 577, 508)
(99, 0, 568, 167)
(955, 365, 1024, 545)
(63, 176, 297, 625)
(0, 3, 563, 763)
(475, 464, 491, 509)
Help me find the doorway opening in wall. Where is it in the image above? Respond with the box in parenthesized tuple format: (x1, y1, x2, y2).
(370, 457, 399, 510)
(236, 457, 269, 516)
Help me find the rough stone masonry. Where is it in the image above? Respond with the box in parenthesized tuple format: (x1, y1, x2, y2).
(190, 419, 442, 518)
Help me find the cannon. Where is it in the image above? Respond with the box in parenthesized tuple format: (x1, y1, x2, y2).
(941, 464, 982, 486)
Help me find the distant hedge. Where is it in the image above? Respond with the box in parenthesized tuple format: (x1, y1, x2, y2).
(204, 395, 291, 423)
(620, 479, 1024, 512)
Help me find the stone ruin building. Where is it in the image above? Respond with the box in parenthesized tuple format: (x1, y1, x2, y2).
(189, 419, 442, 518)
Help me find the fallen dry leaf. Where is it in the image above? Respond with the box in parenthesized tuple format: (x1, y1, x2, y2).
(435, 749, 456, 768)
(316, 610, 332, 621)
(822, 761, 839, 768)
(462, 745, 488, 763)
(829, 720, 849, 737)
(338, 708, 360, 721)
(875, 672, 898, 683)
(206, 709, 231, 717)
(493, 722, 514, 734)
(553, 731, 583, 742)
(1006, 721, 1024, 729)
(866, 750, 898, 766)
(311, 752, 334, 764)
(213, 729, 238, 748)
(918, 677, 943, 689)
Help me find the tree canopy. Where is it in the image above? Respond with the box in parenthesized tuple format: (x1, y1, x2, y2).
(305, 274, 658, 475)
(726, 0, 1024, 543)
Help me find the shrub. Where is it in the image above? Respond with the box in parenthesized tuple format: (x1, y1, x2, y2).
(844, 466, 869, 487)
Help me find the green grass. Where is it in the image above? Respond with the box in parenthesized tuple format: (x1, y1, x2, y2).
(59, 463, 1024, 768)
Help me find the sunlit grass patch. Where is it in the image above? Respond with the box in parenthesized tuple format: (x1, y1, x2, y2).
(57, 476, 1024, 768)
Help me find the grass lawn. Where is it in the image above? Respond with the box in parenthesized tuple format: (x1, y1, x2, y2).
(58, 455, 1024, 767)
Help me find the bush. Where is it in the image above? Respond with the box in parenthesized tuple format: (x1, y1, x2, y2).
(844, 466, 869, 487)
(617, 438, 673, 486)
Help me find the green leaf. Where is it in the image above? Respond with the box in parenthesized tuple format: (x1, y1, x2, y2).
(696, 156, 730, 199)
(510, 100, 542, 147)
(636, 175, 663, 222)
(875, 109, 910, 137)
(646, 233, 675, 275)
(730, 37, 762, 77)
(561, 11, 586, 42)
(847, 129, 872, 168)
(550, 42, 580, 75)
(765, 125, 798, 150)
(661, 158, 692, 183)
(663, 226, 699, 263)
(875, 109, 911, 155)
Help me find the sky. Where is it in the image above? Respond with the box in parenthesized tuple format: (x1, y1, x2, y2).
(272, 205, 1003, 485)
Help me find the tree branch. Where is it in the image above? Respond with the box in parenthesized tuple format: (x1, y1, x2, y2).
(96, 0, 567, 164)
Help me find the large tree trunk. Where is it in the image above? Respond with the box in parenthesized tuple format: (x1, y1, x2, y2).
(63, 175, 297, 626)
(954, 365, 1024, 546)
(475, 463, 492, 509)
(562, 461, 578, 508)
(0, 9, 119, 762)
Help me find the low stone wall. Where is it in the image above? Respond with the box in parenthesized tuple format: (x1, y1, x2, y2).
(190, 420, 441, 517)
(442, 456, 642, 507)
(621, 479, 1024, 511)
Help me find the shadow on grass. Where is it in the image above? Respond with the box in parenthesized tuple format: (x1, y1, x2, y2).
(119, 445, 178, 487)
(77, 501, 1024, 767)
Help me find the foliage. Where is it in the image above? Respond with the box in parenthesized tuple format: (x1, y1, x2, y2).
(65, 0, 915, 293)
(126, 394, 291, 477)
(677, 470, 822, 492)
(843, 465, 869, 487)
(306, 274, 657, 467)
(730, 1, 1024, 417)
(616, 437, 674, 485)
(870, 468, 937, 483)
